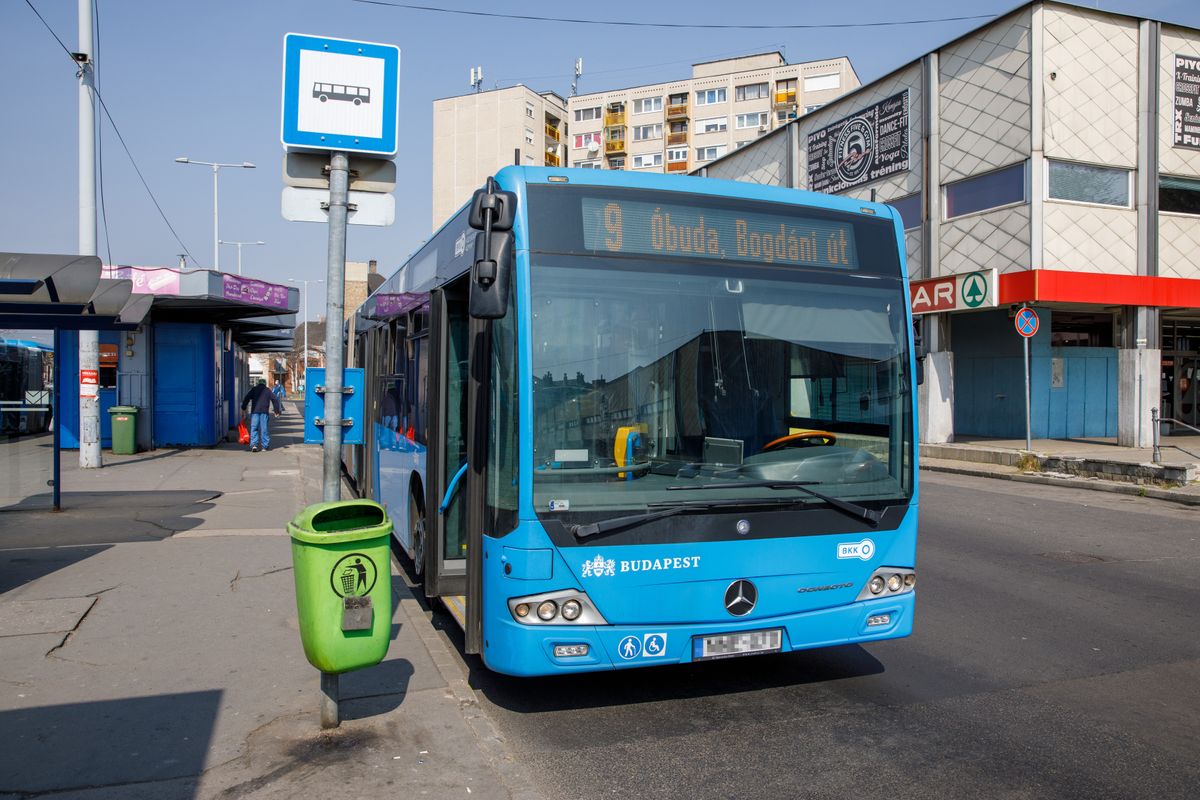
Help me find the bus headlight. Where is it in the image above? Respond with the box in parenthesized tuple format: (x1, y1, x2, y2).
(857, 568, 916, 601)
(508, 589, 607, 625)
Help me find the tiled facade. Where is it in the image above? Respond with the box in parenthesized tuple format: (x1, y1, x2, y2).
(697, 2, 1200, 446)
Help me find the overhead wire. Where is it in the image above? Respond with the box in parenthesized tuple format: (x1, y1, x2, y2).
(22, 0, 197, 265)
(350, 1, 998, 31)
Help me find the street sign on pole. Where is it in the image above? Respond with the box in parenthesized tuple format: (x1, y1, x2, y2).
(1015, 307, 1039, 338)
(281, 186, 396, 226)
(1014, 306, 1039, 450)
(283, 153, 396, 193)
(281, 33, 400, 157)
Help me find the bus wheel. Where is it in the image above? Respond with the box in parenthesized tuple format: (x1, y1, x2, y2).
(318, 94, 328, 102)
(409, 495, 425, 577)
(353, 97, 362, 106)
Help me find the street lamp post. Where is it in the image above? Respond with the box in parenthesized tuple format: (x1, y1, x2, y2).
(175, 157, 255, 271)
(288, 278, 323, 390)
(218, 239, 265, 275)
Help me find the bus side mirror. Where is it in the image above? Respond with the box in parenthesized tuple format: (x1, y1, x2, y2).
(469, 229, 513, 319)
(468, 178, 517, 320)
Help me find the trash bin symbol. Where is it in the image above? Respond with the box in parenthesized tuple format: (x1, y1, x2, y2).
(340, 568, 358, 596)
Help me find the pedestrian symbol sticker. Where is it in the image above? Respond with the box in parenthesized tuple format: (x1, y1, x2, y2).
(643, 633, 667, 657)
(330, 553, 378, 598)
(617, 635, 642, 660)
(960, 271, 988, 308)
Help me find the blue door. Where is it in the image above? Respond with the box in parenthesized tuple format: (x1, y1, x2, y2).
(57, 330, 120, 449)
(153, 323, 217, 446)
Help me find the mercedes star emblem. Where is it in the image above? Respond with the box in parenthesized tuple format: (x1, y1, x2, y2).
(724, 579, 757, 616)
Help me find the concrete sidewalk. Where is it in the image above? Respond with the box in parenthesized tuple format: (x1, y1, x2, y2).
(0, 407, 540, 799)
(921, 434, 1200, 505)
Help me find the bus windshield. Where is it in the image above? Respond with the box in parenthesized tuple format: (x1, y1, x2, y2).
(529, 256, 913, 518)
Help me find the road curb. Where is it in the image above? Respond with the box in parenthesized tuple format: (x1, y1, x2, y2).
(395, 575, 549, 800)
(921, 463, 1200, 506)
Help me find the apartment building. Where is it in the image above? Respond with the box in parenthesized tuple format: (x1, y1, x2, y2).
(698, 1, 1200, 448)
(431, 86, 568, 228)
(567, 53, 859, 174)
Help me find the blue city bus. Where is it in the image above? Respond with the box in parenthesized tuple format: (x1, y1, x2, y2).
(346, 166, 917, 676)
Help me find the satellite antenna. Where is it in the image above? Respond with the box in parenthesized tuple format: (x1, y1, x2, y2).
(469, 66, 484, 93)
(571, 58, 583, 96)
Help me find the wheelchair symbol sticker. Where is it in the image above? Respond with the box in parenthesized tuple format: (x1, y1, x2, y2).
(643, 632, 667, 657)
(617, 635, 642, 660)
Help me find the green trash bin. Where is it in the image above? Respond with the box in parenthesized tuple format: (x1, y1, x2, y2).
(288, 500, 393, 674)
(107, 406, 139, 455)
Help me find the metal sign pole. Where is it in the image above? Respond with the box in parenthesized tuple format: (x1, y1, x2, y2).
(319, 150, 350, 729)
(78, 0, 101, 470)
(1023, 306, 1032, 451)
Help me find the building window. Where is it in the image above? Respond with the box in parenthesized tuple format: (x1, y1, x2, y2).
(633, 97, 662, 114)
(668, 92, 688, 106)
(803, 73, 841, 92)
(524, 128, 535, 145)
(735, 112, 769, 129)
(697, 116, 727, 133)
(1050, 312, 1114, 347)
(577, 160, 601, 169)
(803, 103, 824, 114)
(1160, 175, 1200, 215)
(574, 106, 600, 122)
(523, 155, 535, 164)
(609, 157, 626, 169)
(735, 82, 769, 101)
(776, 110, 797, 123)
(1047, 160, 1130, 207)
(526, 102, 535, 118)
(573, 132, 601, 149)
(696, 145, 727, 162)
(632, 123, 663, 141)
(888, 193, 922, 230)
(632, 153, 663, 169)
(735, 140, 752, 150)
(695, 88, 727, 106)
(944, 163, 1027, 219)
(667, 147, 688, 162)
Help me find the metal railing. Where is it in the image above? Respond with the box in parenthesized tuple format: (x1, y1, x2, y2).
(773, 90, 797, 106)
(667, 131, 688, 145)
(604, 111, 626, 126)
(1150, 407, 1200, 463)
(544, 124, 561, 142)
(666, 103, 689, 120)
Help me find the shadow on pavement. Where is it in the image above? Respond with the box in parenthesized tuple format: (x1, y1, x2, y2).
(0, 544, 112, 594)
(0, 490, 220, 548)
(337, 657, 415, 721)
(0, 690, 221, 798)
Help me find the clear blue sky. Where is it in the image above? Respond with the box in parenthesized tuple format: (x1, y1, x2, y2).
(3, 0, 1198, 319)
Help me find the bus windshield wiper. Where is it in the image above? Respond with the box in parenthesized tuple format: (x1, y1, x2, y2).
(570, 497, 811, 541)
(666, 480, 883, 526)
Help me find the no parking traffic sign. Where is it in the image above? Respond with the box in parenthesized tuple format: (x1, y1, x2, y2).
(1014, 307, 1039, 338)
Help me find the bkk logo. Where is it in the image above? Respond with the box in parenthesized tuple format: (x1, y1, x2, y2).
(581, 553, 701, 577)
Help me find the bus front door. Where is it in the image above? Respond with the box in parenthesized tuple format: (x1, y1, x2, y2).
(425, 279, 486, 653)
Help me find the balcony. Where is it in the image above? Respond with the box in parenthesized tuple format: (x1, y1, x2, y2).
(605, 139, 626, 155)
(667, 130, 688, 146)
(666, 160, 689, 173)
(545, 152, 562, 167)
(544, 124, 561, 143)
(666, 103, 689, 120)
(604, 110, 626, 127)
(773, 90, 797, 107)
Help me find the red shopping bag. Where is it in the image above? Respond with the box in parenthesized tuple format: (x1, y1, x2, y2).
(237, 416, 250, 445)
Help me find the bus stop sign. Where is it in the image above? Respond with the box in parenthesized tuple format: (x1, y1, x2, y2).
(1015, 307, 1040, 338)
(281, 34, 400, 157)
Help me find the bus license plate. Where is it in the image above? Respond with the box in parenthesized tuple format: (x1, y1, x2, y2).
(694, 629, 783, 661)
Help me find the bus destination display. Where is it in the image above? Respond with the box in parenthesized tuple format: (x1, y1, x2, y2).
(581, 197, 859, 269)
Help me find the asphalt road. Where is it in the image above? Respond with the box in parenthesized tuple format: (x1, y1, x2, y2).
(440, 471, 1200, 800)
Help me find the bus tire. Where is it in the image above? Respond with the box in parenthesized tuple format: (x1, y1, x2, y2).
(409, 489, 425, 578)
(318, 94, 328, 102)
(353, 97, 362, 106)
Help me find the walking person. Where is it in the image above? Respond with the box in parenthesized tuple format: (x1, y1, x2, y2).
(272, 379, 286, 413)
(241, 379, 283, 452)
